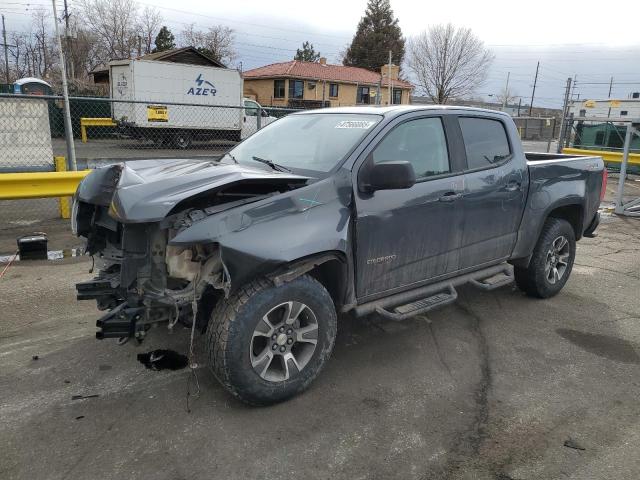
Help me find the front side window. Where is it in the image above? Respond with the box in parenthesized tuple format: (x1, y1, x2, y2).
(273, 79, 285, 98)
(329, 83, 339, 97)
(357, 86, 370, 104)
(372, 117, 450, 179)
(459, 117, 511, 170)
(227, 113, 382, 174)
(244, 100, 259, 117)
(289, 79, 304, 99)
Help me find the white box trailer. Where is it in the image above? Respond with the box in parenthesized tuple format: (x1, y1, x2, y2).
(109, 59, 250, 146)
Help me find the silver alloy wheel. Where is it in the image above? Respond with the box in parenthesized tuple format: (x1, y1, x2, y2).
(545, 235, 570, 284)
(250, 301, 319, 382)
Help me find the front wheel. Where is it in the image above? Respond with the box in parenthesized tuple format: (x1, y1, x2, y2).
(206, 275, 337, 405)
(514, 217, 576, 298)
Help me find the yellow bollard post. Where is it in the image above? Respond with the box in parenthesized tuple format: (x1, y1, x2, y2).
(55, 156, 71, 219)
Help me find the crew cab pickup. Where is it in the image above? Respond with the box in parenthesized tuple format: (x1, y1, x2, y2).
(72, 106, 606, 405)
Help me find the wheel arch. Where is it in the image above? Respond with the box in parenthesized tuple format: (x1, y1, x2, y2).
(510, 200, 584, 268)
(547, 203, 584, 241)
(267, 251, 351, 310)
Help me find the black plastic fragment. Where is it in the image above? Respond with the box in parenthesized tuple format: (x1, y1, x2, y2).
(71, 394, 100, 401)
(563, 437, 586, 451)
(137, 349, 188, 371)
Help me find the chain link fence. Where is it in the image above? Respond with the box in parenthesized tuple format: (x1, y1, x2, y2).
(0, 94, 299, 242)
(0, 96, 564, 250)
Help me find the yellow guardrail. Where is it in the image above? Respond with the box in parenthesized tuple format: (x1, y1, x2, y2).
(0, 157, 90, 219)
(562, 147, 640, 166)
(80, 117, 117, 143)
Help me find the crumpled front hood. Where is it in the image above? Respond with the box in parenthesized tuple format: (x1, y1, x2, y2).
(77, 158, 309, 223)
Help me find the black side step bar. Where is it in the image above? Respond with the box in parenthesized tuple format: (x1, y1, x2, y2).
(467, 266, 514, 291)
(376, 285, 458, 322)
(354, 263, 514, 320)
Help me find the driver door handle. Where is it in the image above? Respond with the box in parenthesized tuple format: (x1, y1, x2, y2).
(439, 191, 462, 203)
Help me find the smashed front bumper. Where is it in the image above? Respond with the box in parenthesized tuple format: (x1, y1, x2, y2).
(73, 202, 219, 342)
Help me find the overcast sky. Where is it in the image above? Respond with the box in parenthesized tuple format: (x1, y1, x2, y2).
(4, 0, 640, 107)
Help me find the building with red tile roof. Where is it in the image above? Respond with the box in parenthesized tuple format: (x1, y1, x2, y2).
(243, 58, 412, 108)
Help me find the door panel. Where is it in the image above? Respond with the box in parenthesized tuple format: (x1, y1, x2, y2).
(354, 116, 464, 299)
(355, 177, 464, 298)
(457, 116, 526, 268)
(460, 164, 525, 268)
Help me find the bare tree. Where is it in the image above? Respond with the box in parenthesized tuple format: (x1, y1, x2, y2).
(496, 87, 519, 106)
(9, 32, 30, 78)
(31, 9, 52, 77)
(137, 6, 162, 55)
(407, 24, 494, 104)
(180, 24, 236, 65)
(76, 0, 139, 63)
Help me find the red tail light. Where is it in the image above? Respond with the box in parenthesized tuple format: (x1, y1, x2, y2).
(600, 168, 608, 201)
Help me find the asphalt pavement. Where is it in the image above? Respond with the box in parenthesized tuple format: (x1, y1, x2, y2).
(1, 214, 639, 479)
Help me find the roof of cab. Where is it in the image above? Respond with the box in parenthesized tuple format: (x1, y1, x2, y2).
(291, 104, 511, 119)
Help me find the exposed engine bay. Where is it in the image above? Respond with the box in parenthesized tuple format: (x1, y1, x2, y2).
(73, 160, 313, 342)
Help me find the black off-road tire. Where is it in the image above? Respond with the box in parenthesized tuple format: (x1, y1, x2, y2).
(206, 275, 337, 406)
(514, 217, 576, 298)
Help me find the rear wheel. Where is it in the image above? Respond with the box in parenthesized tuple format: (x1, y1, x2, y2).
(514, 217, 576, 298)
(172, 132, 192, 149)
(206, 275, 337, 405)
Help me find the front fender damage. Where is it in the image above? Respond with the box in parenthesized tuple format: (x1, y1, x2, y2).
(169, 169, 354, 297)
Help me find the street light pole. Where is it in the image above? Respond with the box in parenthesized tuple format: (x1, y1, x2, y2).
(502, 72, 510, 110)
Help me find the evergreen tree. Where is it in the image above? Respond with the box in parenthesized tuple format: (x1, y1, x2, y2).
(294, 41, 321, 62)
(343, 0, 405, 72)
(153, 26, 176, 53)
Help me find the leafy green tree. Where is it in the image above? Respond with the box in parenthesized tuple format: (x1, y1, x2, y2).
(153, 26, 175, 53)
(343, 0, 405, 72)
(294, 41, 321, 62)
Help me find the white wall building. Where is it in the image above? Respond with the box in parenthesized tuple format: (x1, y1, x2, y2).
(569, 92, 640, 120)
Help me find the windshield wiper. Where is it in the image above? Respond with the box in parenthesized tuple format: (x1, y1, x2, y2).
(251, 156, 292, 173)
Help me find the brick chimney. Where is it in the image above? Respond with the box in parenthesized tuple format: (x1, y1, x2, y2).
(381, 64, 399, 81)
(319, 57, 327, 65)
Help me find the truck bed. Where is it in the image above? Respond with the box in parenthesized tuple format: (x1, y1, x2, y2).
(524, 152, 602, 163)
(510, 150, 605, 262)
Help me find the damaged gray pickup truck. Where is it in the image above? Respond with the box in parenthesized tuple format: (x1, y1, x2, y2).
(72, 106, 606, 404)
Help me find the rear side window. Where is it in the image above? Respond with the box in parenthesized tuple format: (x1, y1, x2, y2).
(459, 117, 511, 170)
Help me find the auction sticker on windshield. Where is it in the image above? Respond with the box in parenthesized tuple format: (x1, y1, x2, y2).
(335, 120, 376, 129)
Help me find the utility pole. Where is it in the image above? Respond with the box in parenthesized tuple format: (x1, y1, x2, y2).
(52, 0, 77, 170)
(387, 50, 392, 105)
(63, 0, 74, 79)
(2, 14, 9, 84)
(517, 98, 522, 116)
(529, 61, 539, 116)
(557, 77, 572, 153)
(607, 76, 614, 118)
(502, 72, 510, 110)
